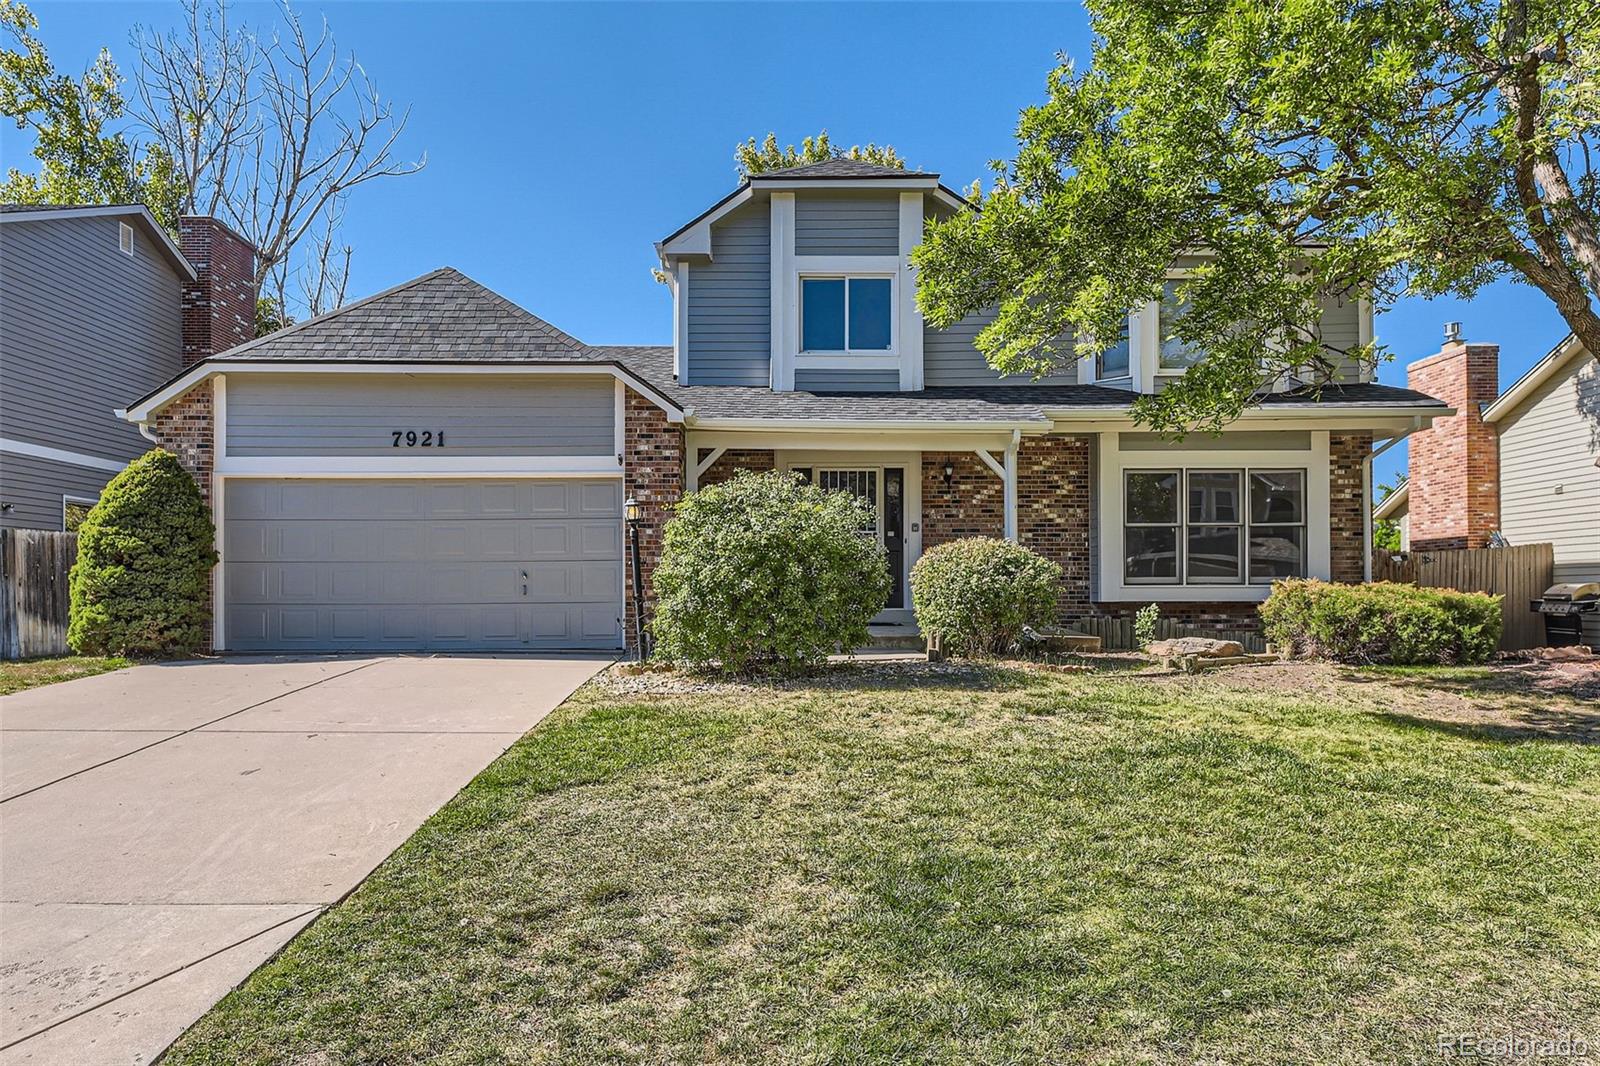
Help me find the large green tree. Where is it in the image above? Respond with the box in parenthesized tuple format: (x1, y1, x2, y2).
(0, 0, 180, 226)
(736, 130, 905, 179)
(913, 0, 1600, 432)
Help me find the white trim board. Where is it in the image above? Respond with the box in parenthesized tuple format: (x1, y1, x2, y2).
(0, 438, 128, 474)
(215, 455, 623, 477)
(120, 361, 687, 424)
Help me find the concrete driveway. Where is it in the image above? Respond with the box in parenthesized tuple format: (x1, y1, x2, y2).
(0, 654, 609, 1065)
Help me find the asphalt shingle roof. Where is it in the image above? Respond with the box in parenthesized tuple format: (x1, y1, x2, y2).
(213, 268, 590, 362)
(203, 267, 1447, 423)
(751, 159, 932, 180)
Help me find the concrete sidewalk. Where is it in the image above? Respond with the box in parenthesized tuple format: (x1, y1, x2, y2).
(0, 654, 609, 1065)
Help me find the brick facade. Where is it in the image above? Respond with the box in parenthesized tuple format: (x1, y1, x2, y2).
(146, 381, 216, 509)
(621, 388, 684, 651)
(178, 217, 256, 367)
(144, 380, 217, 650)
(921, 452, 1005, 546)
(1405, 341, 1500, 550)
(1017, 436, 1093, 617)
(1329, 431, 1371, 583)
(698, 448, 775, 486)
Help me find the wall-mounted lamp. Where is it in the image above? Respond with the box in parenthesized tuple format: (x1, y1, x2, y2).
(942, 463, 954, 494)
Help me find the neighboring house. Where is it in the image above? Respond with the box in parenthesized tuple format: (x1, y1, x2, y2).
(1375, 332, 1600, 645)
(117, 158, 1449, 654)
(0, 205, 254, 530)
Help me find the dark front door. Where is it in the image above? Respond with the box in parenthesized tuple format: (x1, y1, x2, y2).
(812, 467, 906, 610)
(883, 468, 905, 609)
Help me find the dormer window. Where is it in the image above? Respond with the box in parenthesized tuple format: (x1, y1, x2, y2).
(801, 275, 893, 353)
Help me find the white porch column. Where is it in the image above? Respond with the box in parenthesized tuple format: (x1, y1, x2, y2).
(974, 441, 1019, 542)
(1003, 439, 1018, 542)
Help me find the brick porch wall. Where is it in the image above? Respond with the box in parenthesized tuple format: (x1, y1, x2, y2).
(144, 380, 217, 650)
(1329, 431, 1371, 583)
(921, 452, 1005, 546)
(1017, 436, 1093, 618)
(622, 389, 684, 652)
(698, 448, 775, 487)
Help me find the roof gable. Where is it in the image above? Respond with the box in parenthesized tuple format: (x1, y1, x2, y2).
(211, 267, 589, 362)
(750, 159, 932, 180)
(0, 203, 196, 280)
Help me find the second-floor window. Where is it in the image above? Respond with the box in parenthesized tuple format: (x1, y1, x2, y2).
(1157, 279, 1203, 371)
(801, 276, 892, 353)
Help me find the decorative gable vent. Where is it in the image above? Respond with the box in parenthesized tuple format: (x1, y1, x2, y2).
(119, 221, 135, 255)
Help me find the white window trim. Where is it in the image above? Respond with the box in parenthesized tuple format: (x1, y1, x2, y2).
(119, 221, 135, 255)
(62, 494, 99, 531)
(1097, 431, 1330, 602)
(797, 272, 898, 359)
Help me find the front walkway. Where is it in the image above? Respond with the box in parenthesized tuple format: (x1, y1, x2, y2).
(0, 654, 608, 1065)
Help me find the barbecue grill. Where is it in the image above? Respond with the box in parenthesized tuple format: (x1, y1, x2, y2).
(1529, 582, 1600, 647)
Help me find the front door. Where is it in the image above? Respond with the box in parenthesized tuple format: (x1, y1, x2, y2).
(814, 467, 905, 609)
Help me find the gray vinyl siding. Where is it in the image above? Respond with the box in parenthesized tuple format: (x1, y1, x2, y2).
(1497, 356, 1600, 646)
(0, 215, 184, 462)
(225, 374, 615, 457)
(0, 451, 116, 531)
(794, 369, 901, 392)
(794, 193, 899, 256)
(924, 307, 1079, 386)
(1318, 293, 1367, 383)
(685, 202, 770, 386)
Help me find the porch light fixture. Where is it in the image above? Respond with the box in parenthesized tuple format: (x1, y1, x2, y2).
(942, 463, 954, 494)
(624, 497, 647, 658)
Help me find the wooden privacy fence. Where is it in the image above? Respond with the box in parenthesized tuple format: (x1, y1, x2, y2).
(1072, 615, 1267, 654)
(1371, 542, 1554, 651)
(1, 529, 77, 660)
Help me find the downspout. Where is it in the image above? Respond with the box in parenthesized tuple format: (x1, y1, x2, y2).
(1365, 430, 1414, 582)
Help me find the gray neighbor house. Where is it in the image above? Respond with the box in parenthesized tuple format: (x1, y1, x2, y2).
(113, 158, 1453, 655)
(0, 205, 253, 530)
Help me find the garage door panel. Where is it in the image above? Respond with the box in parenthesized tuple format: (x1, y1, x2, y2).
(223, 479, 623, 651)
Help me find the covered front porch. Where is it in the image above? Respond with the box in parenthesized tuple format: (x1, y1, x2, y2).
(684, 428, 1036, 628)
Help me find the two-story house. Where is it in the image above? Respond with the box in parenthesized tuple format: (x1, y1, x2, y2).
(0, 205, 255, 530)
(116, 159, 1450, 654)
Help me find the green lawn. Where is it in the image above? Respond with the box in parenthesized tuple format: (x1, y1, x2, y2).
(166, 661, 1600, 1065)
(0, 654, 130, 695)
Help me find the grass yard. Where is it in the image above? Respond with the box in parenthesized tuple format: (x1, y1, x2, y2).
(0, 654, 130, 695)
(166, 660, 1600, 1065)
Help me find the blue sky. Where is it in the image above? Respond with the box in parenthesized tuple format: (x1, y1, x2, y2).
(4, 1, 1576, 491)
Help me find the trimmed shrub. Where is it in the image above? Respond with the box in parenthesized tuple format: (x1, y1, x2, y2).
(910, 537, 1062, 657)
(1134, 603, 1161, 650)
(1258, 578, 1502, 665)
(650, 470, 892, 675)
(69, 449, 217, 657)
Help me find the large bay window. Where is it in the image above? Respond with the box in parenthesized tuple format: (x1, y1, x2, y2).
(1123, 468, 1306, 585)
(801, 276, 893, 353)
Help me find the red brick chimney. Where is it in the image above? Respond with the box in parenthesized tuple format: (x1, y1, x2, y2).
(178, 216, 257, 367)
(1405, 328, 1500, 550)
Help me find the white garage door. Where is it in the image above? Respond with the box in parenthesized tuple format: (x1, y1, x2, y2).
(223, 479, 624, 651)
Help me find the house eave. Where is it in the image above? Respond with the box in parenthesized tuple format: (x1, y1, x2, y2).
(1482, 333, 1589, 424)
(119, 359, 688, 425)
(0, 203, 198, 281)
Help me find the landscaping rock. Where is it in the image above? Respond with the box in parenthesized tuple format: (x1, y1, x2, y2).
(1147, 637, 1246, 659)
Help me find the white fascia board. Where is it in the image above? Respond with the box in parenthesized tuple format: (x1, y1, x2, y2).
(1372, 480, 1408, 520)
(0, 437, 128, 473)
(682, 416, 1048, 433)
(122, 361, 687, 424)
(659, 186, 756, 260)
(750, 177, 939, 192)
(1, 204, 198, 281)
(216, 455, 624, 477)
(687, 428, 1023, 452)
(1043, 404, 1455, 426)
(1483, 333, 1588, 424)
